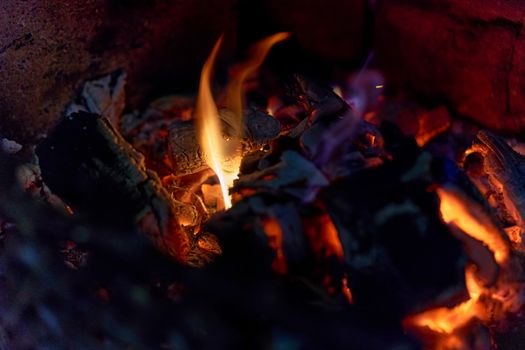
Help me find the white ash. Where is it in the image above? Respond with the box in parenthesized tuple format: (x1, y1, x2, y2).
(0, 138, 22, 154)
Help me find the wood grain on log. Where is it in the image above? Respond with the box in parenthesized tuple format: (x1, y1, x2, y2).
(36, 112, 199, 264)
(168, 108, 280, 176)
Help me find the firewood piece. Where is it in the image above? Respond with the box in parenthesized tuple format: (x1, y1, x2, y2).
(288, 77, 346, 140)
(36, 112, 195, 264)
(289, 74, 346, 127)
(168, 108, 280, 176)
(464, 130, 525, 247)
(322, 152, 469, 318)
(285, 76, 385, 178)
(207, 197, 309, 266)
(168, 120, 206, 176)
(232, 150, 329, 203)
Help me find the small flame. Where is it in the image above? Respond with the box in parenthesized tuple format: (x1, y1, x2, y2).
(195, 33, 290, 210)
(332, 85, 343, 98)
(405, 185, 522, 346)
(195, 36, 237, 209)
(406, 265, 481, 334)
(225, 32, 291, 137)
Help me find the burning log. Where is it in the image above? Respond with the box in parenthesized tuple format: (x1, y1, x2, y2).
(404, 175, 525, 348)
(36, 112, 206, 265)
(168, 108, 280, 176)
(464, 131, 525, 249)
(208, 120, 470, 328)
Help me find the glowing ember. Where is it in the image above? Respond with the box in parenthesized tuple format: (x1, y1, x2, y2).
(405, 185, 523, 347)
(414, 107, 451, 147)
(406, 265, 481, 334)
(436, 186, 510, 264)
(341, 274, 354, 305)
(262, 216, 288, 275)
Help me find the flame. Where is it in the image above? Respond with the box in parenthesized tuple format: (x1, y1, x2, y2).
(436, 187, 510, 264)
(332, 85, 343, 98)
(195, 33, 290, 209)
(225, 32, 291, 137)
(195, 36, 237, 209)
(406, 265, 481, 334)
(405, 185, 522, 347)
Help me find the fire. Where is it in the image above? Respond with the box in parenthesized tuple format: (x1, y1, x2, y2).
(225, 32, 291, 137)
(405, 185, 522, 347)
(436, 186, 510, 264)
(195, 33, 290, 209)
(195, 36, 237, 208)
(406, 265, 481, 334)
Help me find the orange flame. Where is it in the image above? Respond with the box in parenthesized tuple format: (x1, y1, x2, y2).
(195, 36, 238, 209)
(436, 187, 510, 264)
(406, 265, 481, 334)
(225, 32, 291, 137)
(405, 185, 522, 346)
(195, 33, 290, 209)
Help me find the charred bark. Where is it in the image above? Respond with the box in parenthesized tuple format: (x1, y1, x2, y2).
(36, 112, 196, 264)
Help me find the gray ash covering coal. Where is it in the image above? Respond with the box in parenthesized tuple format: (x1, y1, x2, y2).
(1, 66, 525, 350)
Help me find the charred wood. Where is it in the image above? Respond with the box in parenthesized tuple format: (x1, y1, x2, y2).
(168, 108, 280, 176)
(36, 112, 200, 264)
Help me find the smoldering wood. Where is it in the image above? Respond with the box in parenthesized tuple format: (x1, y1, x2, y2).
(322, 154, 469, 318)
(0, 149, 420, 350)
(168, 108, 280, 176)
(0, 151, 215, 349)
(206, 124, 472, 321)
(289, 74, 346, 126)
(282, 76, 387, 180)
(288, 75, 346, 140)
(464, 130, 525, 242)
(36, 112, 208, 265)
(232, 150, 329, 203)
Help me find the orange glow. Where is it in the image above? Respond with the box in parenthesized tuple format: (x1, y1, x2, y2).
(406, 265, 481, 334)
(201, 183, 225, 211)
(415, 107, 451, 147)
(303, 212, 344, 263)
(505, 226, 522, 246)
(262, 217, 288, 275)
(341, 274, 354, 304)
(436, 186, 510, 264)
(332, 85, 343, 98)
(266, 95, 282, 116)
(195, 36, 240, 209)
(195, 33, 290, 209)
(225, 32, 290, 137)
(405, 185, 523, 347)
